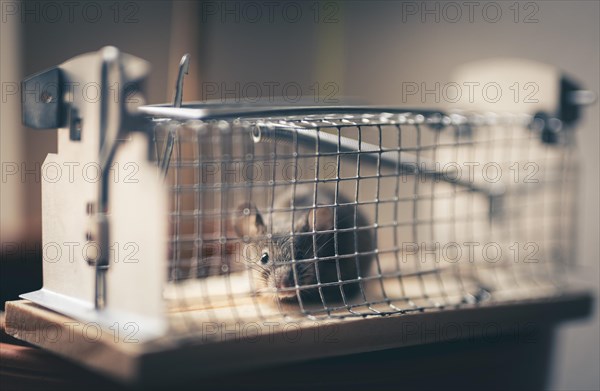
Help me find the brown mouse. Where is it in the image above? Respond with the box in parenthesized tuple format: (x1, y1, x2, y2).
(233, 186, 374, 304)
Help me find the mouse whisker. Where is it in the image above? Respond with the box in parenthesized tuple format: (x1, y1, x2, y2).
(243, 263, 265, 274)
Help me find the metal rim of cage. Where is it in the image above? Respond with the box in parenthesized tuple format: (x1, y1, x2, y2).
(140, 102, 582, 158)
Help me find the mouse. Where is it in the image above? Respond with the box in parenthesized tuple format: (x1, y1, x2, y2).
(233, 185, 375, 303)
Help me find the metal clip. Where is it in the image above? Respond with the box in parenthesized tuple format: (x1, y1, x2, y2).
(532, 76, 596, 145)
(160, 54, 191, 178)
(173, 54, 190, 108)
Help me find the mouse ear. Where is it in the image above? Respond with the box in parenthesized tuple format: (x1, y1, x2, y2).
(233, 202, 265, 238)
(305, 206, 334, 233)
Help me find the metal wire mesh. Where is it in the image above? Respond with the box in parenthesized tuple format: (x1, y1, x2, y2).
(152, 109, 577, 325)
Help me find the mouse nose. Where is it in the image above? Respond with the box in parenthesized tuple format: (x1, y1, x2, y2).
(276, 270, 296, 289)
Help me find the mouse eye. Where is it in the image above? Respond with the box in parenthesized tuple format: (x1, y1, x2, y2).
(260, 253, 269, 265)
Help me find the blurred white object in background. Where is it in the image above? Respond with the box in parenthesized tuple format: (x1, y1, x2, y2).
(449, 57, 559, 114)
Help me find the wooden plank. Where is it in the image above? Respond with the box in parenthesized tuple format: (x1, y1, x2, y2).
(4, 292, 592, 386)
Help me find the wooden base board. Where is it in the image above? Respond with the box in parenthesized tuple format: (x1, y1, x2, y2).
(4, 292, 592, 386)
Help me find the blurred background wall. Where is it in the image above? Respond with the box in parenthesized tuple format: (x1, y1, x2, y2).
(1, 1, 598, 389)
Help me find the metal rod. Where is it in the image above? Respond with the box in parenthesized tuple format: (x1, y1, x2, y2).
(95, 46, 122, 309)
(160, 127, 177, 178)
(252, 124, 504, 197)
(173, 54, 190, 108)
(161, 54, 191, 178)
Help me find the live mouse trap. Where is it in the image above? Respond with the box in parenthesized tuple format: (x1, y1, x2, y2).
(4, 47, 594, 384)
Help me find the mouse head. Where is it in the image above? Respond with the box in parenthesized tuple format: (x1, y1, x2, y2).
(233, 202, 334, 301)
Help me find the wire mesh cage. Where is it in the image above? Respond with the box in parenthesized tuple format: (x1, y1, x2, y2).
(150, 107, 577, 329)
(16, 48, 587, 350)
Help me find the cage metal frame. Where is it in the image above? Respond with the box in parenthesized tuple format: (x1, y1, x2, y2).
(153, 106, 577, 327)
